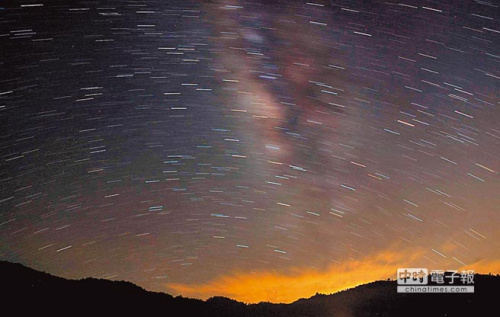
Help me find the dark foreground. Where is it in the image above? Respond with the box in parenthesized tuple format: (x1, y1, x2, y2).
(2, 261, 497, 316)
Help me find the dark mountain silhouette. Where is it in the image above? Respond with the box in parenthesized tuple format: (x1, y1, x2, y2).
(1, 260, 497, 316)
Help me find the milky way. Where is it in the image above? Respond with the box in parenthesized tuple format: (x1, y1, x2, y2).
(1, 0, 499, 303)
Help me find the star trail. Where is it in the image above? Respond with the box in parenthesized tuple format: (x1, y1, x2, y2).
(1, 0, 499, 303)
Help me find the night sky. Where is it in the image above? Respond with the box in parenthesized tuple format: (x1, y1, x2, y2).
(1, 0, 499, 303)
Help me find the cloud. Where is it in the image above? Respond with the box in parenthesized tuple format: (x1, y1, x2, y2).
(166, 243, 500, 303)
(166, 246, 427, 303)
(465, 258, 500, 274)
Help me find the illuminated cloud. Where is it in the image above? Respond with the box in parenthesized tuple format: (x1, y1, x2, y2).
(167, 243, 500, 303)
(167, 246, 428, 303)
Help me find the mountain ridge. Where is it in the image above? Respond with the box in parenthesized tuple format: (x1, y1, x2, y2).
(2, 260, 497, 316)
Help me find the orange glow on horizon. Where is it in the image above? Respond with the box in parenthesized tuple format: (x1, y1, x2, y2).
(166, 248, 500, 304)
(167, 249, 412, 303)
